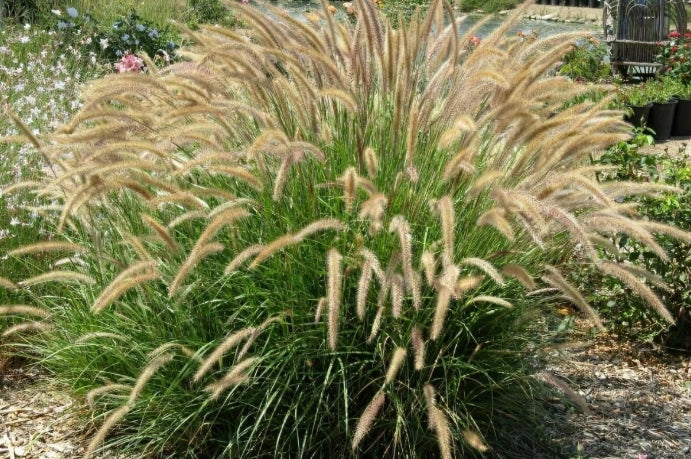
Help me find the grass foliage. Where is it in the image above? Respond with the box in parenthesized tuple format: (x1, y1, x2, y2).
(1, 0, 689, 457)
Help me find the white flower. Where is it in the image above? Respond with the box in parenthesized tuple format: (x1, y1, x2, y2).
(54, 81, 66, 90)
(99, 38, 109, 50)
(52, 9, 62, 16)
(19, 36, 30, 44)
(24, 23, 31, 30)
(10, 217, 21, 226)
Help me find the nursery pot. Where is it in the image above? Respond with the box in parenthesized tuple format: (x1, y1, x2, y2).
(672, 97, 691, 136)
(568, 0, 578, 5)
(625, 103, 652, 129)
(648, 99, 678, 141)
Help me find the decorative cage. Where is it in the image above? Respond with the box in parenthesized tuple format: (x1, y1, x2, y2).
(603, 0, 687, 77)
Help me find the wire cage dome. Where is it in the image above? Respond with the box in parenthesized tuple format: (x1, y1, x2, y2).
(603, 0, 687, 77)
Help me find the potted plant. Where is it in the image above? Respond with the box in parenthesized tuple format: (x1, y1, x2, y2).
(665, 75, 691, 136)
(619, 83, 652, 129)
(645, 76, 678, 141)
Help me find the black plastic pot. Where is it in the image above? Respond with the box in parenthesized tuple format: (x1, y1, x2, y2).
(625, 103, 652, 129)
(672, 97, 691, 136)
(648, 99, 678, 141)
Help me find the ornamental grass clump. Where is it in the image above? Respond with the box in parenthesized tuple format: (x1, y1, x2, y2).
(2, 0, 689, 457)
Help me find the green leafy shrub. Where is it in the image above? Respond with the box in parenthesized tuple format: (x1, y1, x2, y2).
(1, 0, 61, 24)
(574, 132, 691, 347)
(617, 83, 652, 107)
(45, 8, 180, 67)
(2, 1, 688, 458)
(559, 38, 611, 82)
(459, 0, 522, 13)
(187, 0, 226, 24)
(93, 12, 179, 64)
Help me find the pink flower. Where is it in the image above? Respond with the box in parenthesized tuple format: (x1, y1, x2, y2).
(669, 31, 681, 39)
(115, 53, 144, 73)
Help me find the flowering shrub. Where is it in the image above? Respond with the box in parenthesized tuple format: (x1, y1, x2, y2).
(48, 7, 101, 58)
(48, 8, 179, 68)
(95, 12, 179, 64)
(466, 35, 481, 50)
(115, 52, 144, 73)
(656, 30, 691, 84)
(0, 24, 104, 311)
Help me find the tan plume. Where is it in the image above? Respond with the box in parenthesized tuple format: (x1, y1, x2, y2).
(351, 391, 386, 450)
(327, 248, 343, 351)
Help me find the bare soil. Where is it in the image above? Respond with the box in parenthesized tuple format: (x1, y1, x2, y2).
(640, 136, 691, 159)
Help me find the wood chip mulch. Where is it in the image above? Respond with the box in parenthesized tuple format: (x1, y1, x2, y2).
(1, 366, 86, 458)
(544, 337, 691, 459)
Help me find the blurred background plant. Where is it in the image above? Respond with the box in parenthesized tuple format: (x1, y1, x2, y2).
(459, 0, 522, 13)
(559, 37, 612, 82)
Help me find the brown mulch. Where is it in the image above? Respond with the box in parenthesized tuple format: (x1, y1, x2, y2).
(0, 365, 86, 458)
(544, 336, 691, 459)
(1, 339, 690, 458)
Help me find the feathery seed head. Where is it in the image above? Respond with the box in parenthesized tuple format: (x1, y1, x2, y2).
(384, 347, 407, 384)
(327, 248, 343, 351)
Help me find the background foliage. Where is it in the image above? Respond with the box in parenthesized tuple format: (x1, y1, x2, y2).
(570, 132, 691, 348)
